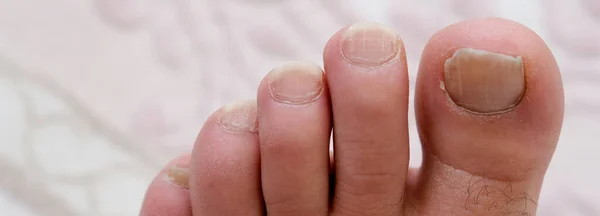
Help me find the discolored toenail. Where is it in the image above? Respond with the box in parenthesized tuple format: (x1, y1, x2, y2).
(267, 62, 324, 105)
(341, 23, 400, 67)
(443, 48, 525, 113)
(218, 100, 258, 132)
(165, 165, 190, 189)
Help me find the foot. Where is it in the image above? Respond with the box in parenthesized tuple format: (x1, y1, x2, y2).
(140, 18, 564, 216)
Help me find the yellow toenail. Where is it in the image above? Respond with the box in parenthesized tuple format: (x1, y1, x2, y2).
(218, 100, 258, 133)
(267, 62, 324, 105)
(165, 165, 189, 189)
(443, 48, 525, 113)
(341, 23, 400, 66)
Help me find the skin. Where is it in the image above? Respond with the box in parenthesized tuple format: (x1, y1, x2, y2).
(140, 18, 564, 216)
(140, 155, 192, 216)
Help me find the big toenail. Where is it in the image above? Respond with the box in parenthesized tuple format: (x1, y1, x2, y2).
(166, 165, 189, 189)
(443, 48, 525, 113)
(268, 62, 324, 105)
(341, 23, 399, 66)
(218, 100, 258, 132)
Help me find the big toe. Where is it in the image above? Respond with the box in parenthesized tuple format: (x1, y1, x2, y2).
(408, 18, 564, 215)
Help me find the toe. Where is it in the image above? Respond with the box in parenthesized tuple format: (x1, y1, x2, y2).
(140, 155, 192, 216)
(189, 100, 264, 215)
(409, 18, 564, 215)
(257, 61, 331, 215)
(323, 23, 410, 216)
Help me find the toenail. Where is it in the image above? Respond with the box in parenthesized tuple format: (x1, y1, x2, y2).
(218, 100, 258, 132)
(165, 165, 189, 189)
(268, 62, 324, 105)
(341, 23, 400, 66)
(443, 48, 525, 113)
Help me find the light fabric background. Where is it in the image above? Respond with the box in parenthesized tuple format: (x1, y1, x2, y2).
(0, 0, 599, 215)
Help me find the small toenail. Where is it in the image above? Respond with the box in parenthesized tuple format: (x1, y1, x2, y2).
(444, 48, 525, 113)
(341, 23, 400, 66)
(165, 165, 189, 189)
(218, 100, 258, 132)
(268, 62, 324, 105)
